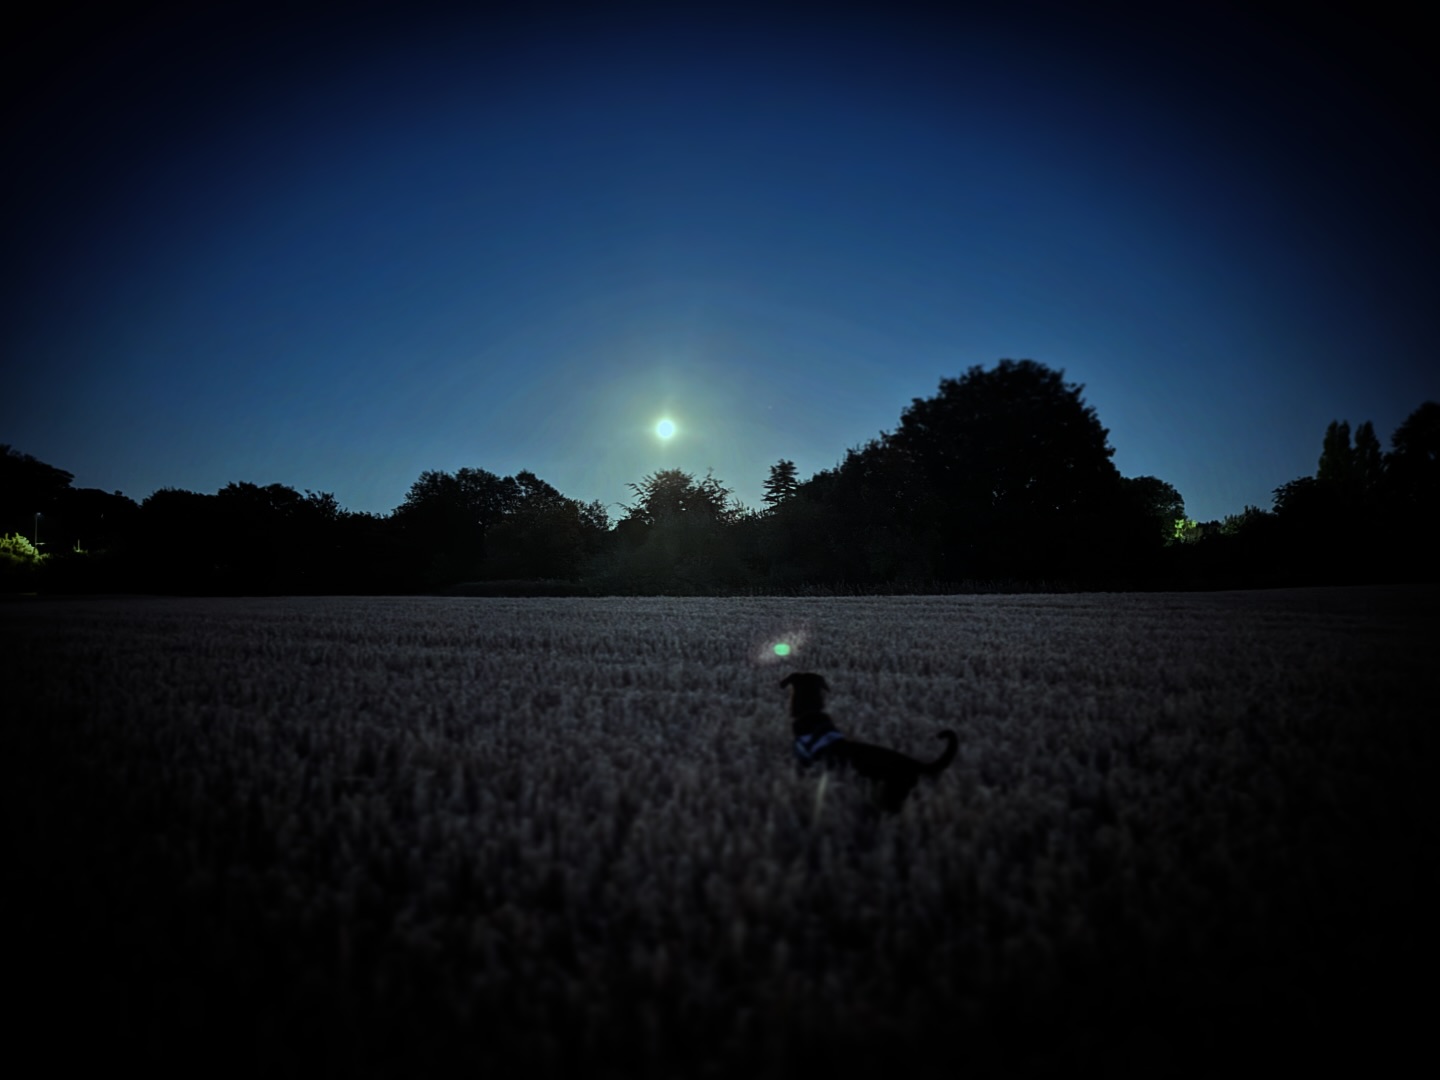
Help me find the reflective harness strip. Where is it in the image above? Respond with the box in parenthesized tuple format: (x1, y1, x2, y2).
(794, 730, 845, 765)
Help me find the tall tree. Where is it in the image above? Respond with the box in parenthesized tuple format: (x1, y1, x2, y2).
(762, 460, 799, 509)
(1353, 421, 1385, 497)
(1386, 401, 1440, 508)
(1305, 415, 1392, 512)
(881, 359, 1123, 579)
(1273, 413, 1401, 585)
(1317, 420, 1354, 487)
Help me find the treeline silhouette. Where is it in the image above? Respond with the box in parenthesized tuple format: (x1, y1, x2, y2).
(4, 361, 1436, 594)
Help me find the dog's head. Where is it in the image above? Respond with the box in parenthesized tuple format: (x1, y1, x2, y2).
(780, 672, 829, 716)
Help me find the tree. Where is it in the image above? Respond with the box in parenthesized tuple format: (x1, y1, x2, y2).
(397, 467, 515, 530)
(1221, 505, 1271, 537)
(0, 445, 74, 537)
(1353, 421, 1385, 497)
(393, 467, 513, 582)
(390, 466, 605, 585)
(1314, 417, 1387, 504)
(762, 460, 799, 509)
(1386, 401, 1440, 508)
(133, 488, 222, 591)
(505, 470, 559, 509)
(50, 487, 139, 552)
(1271, 475, 1324, 519)
(623, 468, 739, 527)
(1378, 401, 1440, 579)
(1275, 412, 1435, 581)
(1119, 475, 1186, 545)
(576, 499, 610, 535)
(1317, 420, 1353, 487)
(598, 469, 748, 591)
(1171, 517, 1203, 544)
(1272, 413, 1390, 583)
(0, 532, 46, 590)
(485, 471, 605, 581)
(811, 439, 918, 582)
(880, 359, 1123, 580)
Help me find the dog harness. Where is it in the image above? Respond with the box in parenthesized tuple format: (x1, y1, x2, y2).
(794, 729, 845, 766)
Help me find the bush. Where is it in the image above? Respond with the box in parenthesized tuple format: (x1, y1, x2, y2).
(0, 533, 44, 590)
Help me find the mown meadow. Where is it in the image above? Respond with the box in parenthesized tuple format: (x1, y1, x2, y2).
(4, 588, 1436, 1077)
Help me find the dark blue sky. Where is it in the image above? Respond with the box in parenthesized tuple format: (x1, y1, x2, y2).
(5, 2, 1435, 524)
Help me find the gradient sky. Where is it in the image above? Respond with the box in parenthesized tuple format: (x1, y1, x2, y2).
(4, 2, 1435, 525)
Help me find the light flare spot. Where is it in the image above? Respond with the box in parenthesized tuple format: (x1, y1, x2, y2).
(757, 628, 807, 664)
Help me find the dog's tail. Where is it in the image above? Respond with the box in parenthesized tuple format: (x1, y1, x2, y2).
(921, 730, 959, 775)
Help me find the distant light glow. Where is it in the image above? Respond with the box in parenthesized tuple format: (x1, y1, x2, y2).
(656, 419, 676, 440)
(773, 642, 791, 656)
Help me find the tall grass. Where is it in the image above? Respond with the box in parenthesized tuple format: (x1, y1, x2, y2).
(3, 588, 1435, 1077)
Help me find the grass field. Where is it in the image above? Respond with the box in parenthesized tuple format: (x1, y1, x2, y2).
(4, 587, 1436, 1077)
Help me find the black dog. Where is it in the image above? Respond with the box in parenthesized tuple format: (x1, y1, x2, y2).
(781, 672, 957, 812)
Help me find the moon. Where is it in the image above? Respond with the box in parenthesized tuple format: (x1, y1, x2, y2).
(655, 419, 676, 440)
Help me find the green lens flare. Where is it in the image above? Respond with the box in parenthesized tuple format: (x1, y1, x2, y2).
(773, 643, 791, 657)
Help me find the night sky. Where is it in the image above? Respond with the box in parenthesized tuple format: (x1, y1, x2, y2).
(5, 1, 1435, 524)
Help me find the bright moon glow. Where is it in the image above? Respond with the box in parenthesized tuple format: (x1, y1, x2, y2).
(656, 419, 676, 439)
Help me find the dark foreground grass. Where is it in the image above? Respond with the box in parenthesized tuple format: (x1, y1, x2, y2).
(3, 588, 1436, 1078)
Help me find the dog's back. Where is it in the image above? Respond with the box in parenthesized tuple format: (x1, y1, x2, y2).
(781, 671, 957, 811)
(835, 732, 957, 811)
